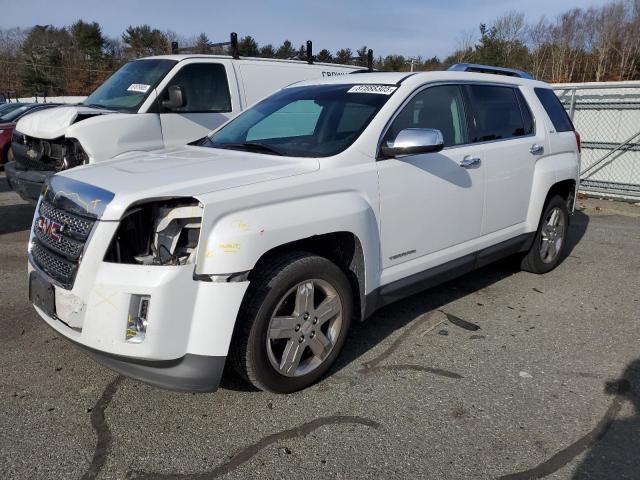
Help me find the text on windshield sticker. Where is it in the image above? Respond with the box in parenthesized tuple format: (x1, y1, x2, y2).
(348, 85, 397, 95)
(127, 84, 151, 93)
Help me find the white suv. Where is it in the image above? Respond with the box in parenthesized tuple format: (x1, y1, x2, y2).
(28, 64, 580, 393)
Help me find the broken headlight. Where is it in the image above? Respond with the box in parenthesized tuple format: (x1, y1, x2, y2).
(105, 198, 203, 265)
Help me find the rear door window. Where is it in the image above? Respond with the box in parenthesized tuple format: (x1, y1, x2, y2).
(534, 88, 574, 132)
(161, 63, 231, 113)
(465, 85, 532, 142)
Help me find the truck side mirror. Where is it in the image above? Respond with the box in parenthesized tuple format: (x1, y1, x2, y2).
(381, 128, 444, 158)
(161, 85, 186, 111)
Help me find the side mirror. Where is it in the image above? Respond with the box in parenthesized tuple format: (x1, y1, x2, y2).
(161, 85, 186, 110)
(381, 128, 444, 157)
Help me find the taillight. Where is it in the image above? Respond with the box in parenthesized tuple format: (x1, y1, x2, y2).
(574, 131, 581, 152)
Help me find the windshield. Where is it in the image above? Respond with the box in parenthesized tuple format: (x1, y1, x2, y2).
(0, 103, 25, 115)
(1, 105, 33, 122)
(83, 59, 177, 112)
(205, 84, 394, 157)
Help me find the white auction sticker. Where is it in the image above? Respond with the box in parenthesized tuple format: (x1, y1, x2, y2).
(347, 85, 397, 95)
(127, 83, 151, 93)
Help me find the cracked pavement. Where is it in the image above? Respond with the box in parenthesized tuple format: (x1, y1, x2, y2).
(1, 173, 640, 480)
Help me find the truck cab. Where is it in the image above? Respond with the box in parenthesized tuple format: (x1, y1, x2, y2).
(6, 52, 361, 202)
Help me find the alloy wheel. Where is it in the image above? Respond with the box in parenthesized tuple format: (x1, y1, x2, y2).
(539, 206, 566, 264)
(266, 279, 343, 377)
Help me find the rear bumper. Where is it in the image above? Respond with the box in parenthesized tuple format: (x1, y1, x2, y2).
(5, 161, 51, 203)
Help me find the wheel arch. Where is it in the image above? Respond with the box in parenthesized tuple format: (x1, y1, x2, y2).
(525, 153, 579, 232)
(249, 231, 367, 321)
(196, 192, 381, 321)
(545, 178, 577, 210)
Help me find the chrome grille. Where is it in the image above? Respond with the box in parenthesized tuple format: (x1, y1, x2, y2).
(39, 201, 93, 236)
(30, 242, 76, 289)
(33, 223, 84, 259)
(30, 201, 96, 289)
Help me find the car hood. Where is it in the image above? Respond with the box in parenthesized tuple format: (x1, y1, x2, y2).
(0, 122, 16, 129)
(15, 105, 115, 139)
(56, 146, 319, 220)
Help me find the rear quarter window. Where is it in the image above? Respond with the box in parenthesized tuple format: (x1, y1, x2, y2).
(534, 88, 574, 132)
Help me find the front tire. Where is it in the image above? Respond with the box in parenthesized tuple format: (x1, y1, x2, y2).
(521, 195, 570, 274)
(230, 252, 353, 393)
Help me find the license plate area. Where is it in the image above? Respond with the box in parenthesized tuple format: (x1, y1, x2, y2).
(29, 271, 55, 317)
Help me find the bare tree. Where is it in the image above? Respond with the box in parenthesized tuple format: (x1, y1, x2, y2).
(0, 27, 26, 96)
(616, 0, 640, 80)
(452, 28, 476, 63)
(526, 17, 551, 80)
(493, 11, 526, 62)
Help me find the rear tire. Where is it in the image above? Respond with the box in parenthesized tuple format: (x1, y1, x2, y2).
(521, 195, 569, 274)
(229, 252, 353, 393)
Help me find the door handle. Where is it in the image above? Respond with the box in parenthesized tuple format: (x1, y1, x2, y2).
(459, 156, 481, 168)
(530, 144, 544, 155)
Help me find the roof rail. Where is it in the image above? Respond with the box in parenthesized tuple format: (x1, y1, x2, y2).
(448, 63, 534, 80)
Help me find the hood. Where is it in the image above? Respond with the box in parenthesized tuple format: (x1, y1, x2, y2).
(15, 105, 115, 139)
(58, 146, 319, 220)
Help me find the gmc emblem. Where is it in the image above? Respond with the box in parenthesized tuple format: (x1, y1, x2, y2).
(36, 216, 64, 242)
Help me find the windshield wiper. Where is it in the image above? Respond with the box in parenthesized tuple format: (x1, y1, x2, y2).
(219, 142, 283, 156)
(84, 103, 113, 111)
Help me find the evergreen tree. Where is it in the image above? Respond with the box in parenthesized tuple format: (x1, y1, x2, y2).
(275, 40, 295, 59)
(238, 35, 259, 57)
(335, 48, 352, 64)
(356, 46, 369, 67)
(317, 49, 333, 62)
(121, 25, 169, 58)
(194, 33, 212, 54)
(21, 25, 71, 95)
(259, 44, 275, 58)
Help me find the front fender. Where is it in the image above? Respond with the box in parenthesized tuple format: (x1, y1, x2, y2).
(196, 192, 380, 292)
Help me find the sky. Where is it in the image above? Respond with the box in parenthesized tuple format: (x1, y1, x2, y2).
(0, 0, 616, 59)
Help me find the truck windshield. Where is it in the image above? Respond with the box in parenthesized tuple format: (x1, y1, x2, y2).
(205, 84, 394, 157)
(83, 59, 177, 112)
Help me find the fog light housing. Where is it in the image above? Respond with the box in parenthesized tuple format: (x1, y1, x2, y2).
(126, 295, 150, 343)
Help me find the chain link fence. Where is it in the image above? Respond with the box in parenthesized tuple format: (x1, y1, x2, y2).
(553, 81, 640, 201)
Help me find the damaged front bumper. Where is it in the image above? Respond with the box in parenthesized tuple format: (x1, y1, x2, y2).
(5, 161, 51, 204)
(29, 239, 249, 392)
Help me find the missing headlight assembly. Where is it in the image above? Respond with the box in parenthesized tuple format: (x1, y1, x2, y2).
(105, 198, 203, 265)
